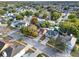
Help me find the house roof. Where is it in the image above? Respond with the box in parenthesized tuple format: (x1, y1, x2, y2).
(11, 46, 25, 57)
(11, 20, 25, 27)
(0, 41, 6, 57)
(0, 41, 5, 49)
(4, 47, 13, 57)
(8, 30, 24, 40)
(64, 35, 72, 42)
(0, 42, 13, 57)
(46, 30, 58, 37)
(37, 18, 45, 22)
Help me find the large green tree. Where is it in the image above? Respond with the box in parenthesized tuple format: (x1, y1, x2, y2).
(68, 14, 76, 19)
(25, 11, 33, 16)
(9, 9, 16, 13)
(16, 14, 24, 20)
(59, 19, 79, 37)
(0, 9, 6, 15)
(51, 11, 61, 21)
(31, 16, 38, 25)
(75, 11, 79, 18)
(34, 12, 39, 17)
(21, 25, 38, 37)
(20, 12, 25, 17)
(64, 6, 69, 10)
(42, 13, 48, 19)
(41, 21, 51, 28)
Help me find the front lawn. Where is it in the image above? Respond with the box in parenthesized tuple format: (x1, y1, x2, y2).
(71, 44, 79, 57)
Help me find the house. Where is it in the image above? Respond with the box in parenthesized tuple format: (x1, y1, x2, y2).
(0, 41, 5, 49)
(0, 40, 27, 57)
(37, 18, 45, 22)
(4, 13, 15, 18)
(0, 41, 13, 57)
(45, 27, 77, 55)
(11, 45, 25, 57)
(56, 34, 77, 55)
(37, 18, 46, 26)
(0, 41, 5, 57)
(8, 30, 24, 40)
(69, 6, 79, 11)
(65, 35, 77, 54)
(11, 20, 25, 28)
(3, 47, 13, 57)
(0, 17, 5, 23)
(45, 30, 59, 40)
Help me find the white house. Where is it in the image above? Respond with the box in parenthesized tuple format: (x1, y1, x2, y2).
(66, 35, 77, 54)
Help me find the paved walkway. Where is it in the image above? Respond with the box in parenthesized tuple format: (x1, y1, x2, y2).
(41, 37, 49, 45)
(14, 46, 29, 57)
(29, 49, 42, 57)
(24, 37, 60, 57)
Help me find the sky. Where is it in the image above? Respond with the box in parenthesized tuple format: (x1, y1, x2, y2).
(0, 0, 79, 1)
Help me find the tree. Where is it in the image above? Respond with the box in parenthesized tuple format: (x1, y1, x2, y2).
(21, 25, 38, 37)
(34, 12, 39, 17)
(54, 40, 67, 52)
(28, 25, 38, 37)
(64, 6, 69, 10)
(41, 22, 46, 28)
(0, 9, 6, 15)
(75, 3, 79, 7)
(3, 8, 8, 11)
(71, 44, 79, 56)
(31, 16, 38, 25)
(75, 11, 79, 18)
(42, 13, 48, 19)
(7, 19, 14, 26)
(9, 9, 16, 13)
(20, 12, 25, 17)
(68, 14, 76, 19)
(59, 21, 79, 37)
(29, 11, 33, 15)
(68, 18, 77, 22)
(35, 6, 40, 10)
(21, 26, 30, 36)
(47, 35, 67, 52)
(16, 14, 23, 20)
(41, 21, 51, 28)
(25, 10, 33, 16)
(25, 11, 29, 16)
(11, 9, 16, 13)
(51, 11, 61, 21)
(15, 2, 24, 8)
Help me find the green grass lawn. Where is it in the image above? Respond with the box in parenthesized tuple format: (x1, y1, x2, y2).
(71, 44, 79, 57)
